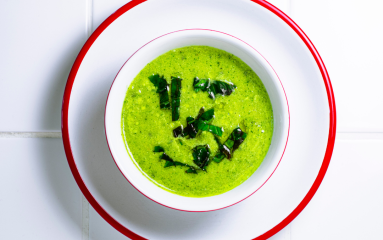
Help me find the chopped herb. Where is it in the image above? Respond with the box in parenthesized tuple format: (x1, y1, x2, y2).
(193, 77, 209, 92)
(171, 76, 182, 121)
(186, 167, 197, 174)
(160, 152, 173, 161)
(155, 149, 196, 173)
(153, 146, 165, 152)
(222, 127, 247, 159)
(148, 74, 170, 109)
(164, 160, 176, 168)
(172, 108, 223, 138)
(214, 136, 224, 151)
(212, 127, 247, 162)
(192, 145, 211, 171)
(212, 136, 225, 163)
(196, 120, 223, 136)
(198, 108, 214, 123)
(184, 116, 198, 138)
(173, 125, 184, 138)
(212, 152, 225, 163)
(193, 78, 236, 100)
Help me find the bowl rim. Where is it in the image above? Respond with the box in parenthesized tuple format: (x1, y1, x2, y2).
(104, 28, 290, 212)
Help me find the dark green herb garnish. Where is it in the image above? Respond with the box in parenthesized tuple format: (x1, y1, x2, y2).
(212, 127, 247, 162)
(196, 121, 223, 136)
(198, 108, 214, 123)
(212, 136, 225, 163)
(173, 125, 184, 138)
(193, 77, 210, 92)
(148, 74, 170, 109)
(192, 145, 211, 171)
(184, 116, 198, 138)
(212, 152, 225, 163)
(193, 77, 236, 100)
(222, 127, 247, 159)
(172, 108, 223, 138)
(154, 148, 197, 174)
(171, 76, 182, 121)
(185, 167, 197, 174)
(153, 146, 165, 152)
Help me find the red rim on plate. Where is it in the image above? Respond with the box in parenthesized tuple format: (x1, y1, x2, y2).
(62, 0, 336, 239)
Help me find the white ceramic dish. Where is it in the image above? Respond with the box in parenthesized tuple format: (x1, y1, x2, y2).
(62, 0, 335, 239)
(105, 29, 289, 212)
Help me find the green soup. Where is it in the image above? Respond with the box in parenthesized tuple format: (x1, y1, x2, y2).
(121, 46, 273, 197)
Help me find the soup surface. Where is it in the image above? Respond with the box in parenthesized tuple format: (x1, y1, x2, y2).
(121, 46, 273, 197)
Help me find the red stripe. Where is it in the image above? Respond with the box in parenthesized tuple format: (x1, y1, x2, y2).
(62, 0, 336, 239)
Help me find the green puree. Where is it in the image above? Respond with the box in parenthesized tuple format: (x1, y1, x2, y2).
(121, 46, 273, 197)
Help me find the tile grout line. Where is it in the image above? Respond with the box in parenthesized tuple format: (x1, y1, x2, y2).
(0, 132, 62, 138)
(82, 195, 90, 240)
(82, 0, 93, 239)
(288, 0, 293, 18)
(86, 0, 93, 38)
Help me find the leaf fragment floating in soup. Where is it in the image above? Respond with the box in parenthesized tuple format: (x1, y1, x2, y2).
(154, 149, 197, 173)
(193, 77, 236, 100)
(222, 127, 248, 159)
(148, 74, 170, 109)
(171, 76, 182, 121)
(173, 108, 223, 138)
(153, 146, 165, 152)
(192, 145, 211, 171)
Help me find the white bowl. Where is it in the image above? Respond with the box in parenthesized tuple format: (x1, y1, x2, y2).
(105, 29, 289, 212)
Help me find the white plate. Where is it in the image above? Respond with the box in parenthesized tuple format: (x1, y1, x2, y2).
(62, 0, 336, 239)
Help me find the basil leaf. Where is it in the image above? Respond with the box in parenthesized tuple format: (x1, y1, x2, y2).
(196, 120, 223, 137)
(199, 108, 214, 122)
(192, 145, 211, 171)
(214, 136, 224, 150)
(172, 108, 222, 138)
(164, 160, 175, 168)
(223, 127, 247, 159)
(222, 145, 232, 160)
(160, 152, 173, 161)
(153, 146, 165, 152)
(157, 151, 197, 173)
(171, 76, 182, 121)
(193, 77, 210, 92)
(207, 125, 223, 136)
(186, 167, 197, 174)
(193, 77, 236, 100)
(215, 81, 236, 96)
(212, 152, 225, 163)
(148, 74, 170, 109)
(159, 91, 171, 109)
(207, 83, 217, 99)
(148, 74, 161, 87)
(173, 125, 184, 138)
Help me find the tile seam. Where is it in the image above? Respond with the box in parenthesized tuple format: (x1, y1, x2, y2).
(83, 0, 92, 239)
(82, 195, 90, 240)
(0, 132, 62, 138)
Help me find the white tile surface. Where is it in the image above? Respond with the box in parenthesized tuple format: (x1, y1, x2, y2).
(89, 205, 291, 240)
(0, 0, 87, 131)
(290, 0, 383, 132)
(0, 138, 82, 239)
(89, 206, 128, 240)
(93, 0, 130, 31)
(291, 139, 383, 240)
(267, 0, 290, 15)
(93, 0, 291, 33)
